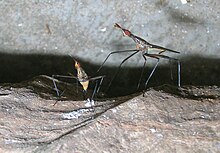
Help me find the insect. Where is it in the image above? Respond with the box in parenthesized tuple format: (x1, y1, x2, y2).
(52, 57, 105, 104)
(97, 23, 181, 92)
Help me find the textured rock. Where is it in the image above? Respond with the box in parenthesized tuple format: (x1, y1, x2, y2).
(0, 76, 219, 152)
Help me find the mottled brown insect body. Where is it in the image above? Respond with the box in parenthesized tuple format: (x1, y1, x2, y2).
(75, 61, 89, 91)
(97, 23, 181, 92)
(52, 57, 105, 102)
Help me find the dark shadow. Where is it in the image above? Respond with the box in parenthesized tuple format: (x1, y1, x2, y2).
(0, 51, 75, 83)
(166, 6, 205, 25)
(0, 50, 219, 97)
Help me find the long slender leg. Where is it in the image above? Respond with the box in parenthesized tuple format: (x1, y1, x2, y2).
(89, 76, 105, 95)
(52, 75, 78, 97)
(87, 80, 101, 112)
(52, 75, 78, 79)
(178, 60, 181, 87)
(96, 49, 138, 74)
(91, 80, 99, 100)
(149, 43, 180, 54)
(169, 59, 174, 81)
(137, 55, 147, 90)
(105, 50, 140, 92)
(167, 58, 182, 87)
(151, 54, 181, 87)
(167, 59, 181, 87)
(52, 74, 106, 102)
(150, 44, 181, 86)
(144, 58, 160, 90)
(96, 77, 104, 94)
(52, 75, 61, 96)
(143, 53, 181, 92)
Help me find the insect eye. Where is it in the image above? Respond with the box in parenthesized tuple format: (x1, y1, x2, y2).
(75, 61, 79, 67)
(124, 30, 131, 36)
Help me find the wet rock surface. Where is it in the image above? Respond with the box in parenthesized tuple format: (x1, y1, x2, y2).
(0, 76, 219, 152)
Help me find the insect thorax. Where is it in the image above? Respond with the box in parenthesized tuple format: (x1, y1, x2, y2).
(77, 68, 89, 82)
(131, 35, 149, 52)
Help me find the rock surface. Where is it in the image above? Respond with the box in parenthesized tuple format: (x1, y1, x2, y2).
(0, 76, 219, 152)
